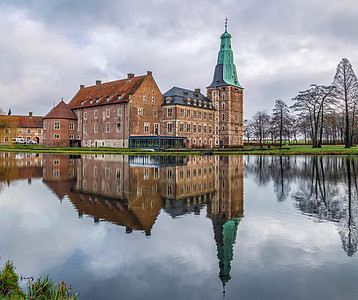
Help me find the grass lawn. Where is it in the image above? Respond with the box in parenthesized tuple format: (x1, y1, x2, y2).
(0, 144, 357, 156)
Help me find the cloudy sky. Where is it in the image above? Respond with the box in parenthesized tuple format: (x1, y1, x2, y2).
(0, 0, 357, 119)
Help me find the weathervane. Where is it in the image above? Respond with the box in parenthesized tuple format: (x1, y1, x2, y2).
(225, 17, 228, 32)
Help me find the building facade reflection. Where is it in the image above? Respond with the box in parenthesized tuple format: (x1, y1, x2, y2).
(40, 154, 244, 286)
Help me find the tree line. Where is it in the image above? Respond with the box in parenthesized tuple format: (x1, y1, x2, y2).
(244, 58, 358, 148)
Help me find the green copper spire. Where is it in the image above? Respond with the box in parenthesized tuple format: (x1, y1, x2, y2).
(208, 19, 243, 89)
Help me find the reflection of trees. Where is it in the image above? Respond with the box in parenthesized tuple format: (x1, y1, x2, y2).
(244, 156, 293, 202)
(292, 156, 358, 257)
(245, 155, 358, 256)
(338, 158, 358, 256)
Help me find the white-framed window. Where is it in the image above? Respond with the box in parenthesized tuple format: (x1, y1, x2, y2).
(54, 122, 60, 130)
(38, 129, 42, 134)
(186, 109, 191, 118)
(144, 123, 149, 132)
(143, 95, 146, 101)
(167, 123, 173, 133)
(106, 122, 110, 133)
(117, 108, 122, 116)
(84, 124, 87, 133)
(54, 134, 60, 139)
(193, 125, 197, 133)
(94, 110, 98, 119)
(152, 96, 155, 102)
(198, 125, 202, 133)
(116, 122, 121, 132)
(18, 129, 23, 133)
(187, 124, 191, 133)
(198, 111, 202, 119)
(204, 112, 207, 120)
(209, 125, 212, 134)
(179, 123, 184, 133)
(106, 109, 110, 118)
(180, 108, 184, 117)
(69, 134, 74, 139)
(154, 123, 160, 135)
(167, 108, 173, 117)
(153, 110, 158, 117)
(84, 112, 87, 119)
(138, 108, 143, 115)
(193, 111, 197, 118)
(94, 123, 98, 133)
(69, 122, 74, 130)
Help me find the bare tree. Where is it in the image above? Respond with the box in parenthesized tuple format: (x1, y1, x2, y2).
(332, 58, 358, 148)
(250, 110, 270, 146)
(292, 84, 334, 148)
(272, 100, 290, 147)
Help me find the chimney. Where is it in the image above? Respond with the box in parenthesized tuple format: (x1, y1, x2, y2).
(127, 73, 135, 80)
(96, 80, 101, 86)
(80, 84, 85, 90)
(147, 71, 152, 76)
(194, 88, 201, 94)
(29, 112, 33, 117)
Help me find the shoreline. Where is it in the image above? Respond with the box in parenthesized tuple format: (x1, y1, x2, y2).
(0, 145, 358, 156)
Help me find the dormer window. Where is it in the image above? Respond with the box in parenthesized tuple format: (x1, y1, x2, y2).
(194, 93, 198, 97)
(96, 99, 99, 103)
(204, 101, 207, 107)
(199, 100, 202, 106)
(90, 100, 93, 104)
(166, 97, 171, 103)
(193, 99, 197, 105)
(183, 91, 188, 96)
(106, 97, 110, 102)
(118, 95, 121, 100)
(81, 101, 84, 105)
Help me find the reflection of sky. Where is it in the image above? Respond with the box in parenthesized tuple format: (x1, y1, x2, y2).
(0, 171, 357, 300)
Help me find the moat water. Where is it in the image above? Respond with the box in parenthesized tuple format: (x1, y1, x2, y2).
(0, 153, 357, 300)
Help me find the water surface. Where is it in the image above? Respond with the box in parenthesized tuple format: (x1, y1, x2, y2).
(0, 153, 357, 299)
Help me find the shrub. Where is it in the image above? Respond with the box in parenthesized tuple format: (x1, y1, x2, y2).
(0, 260, 25, 298)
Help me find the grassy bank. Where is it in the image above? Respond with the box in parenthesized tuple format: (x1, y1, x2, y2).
(0, 144, 357, 156)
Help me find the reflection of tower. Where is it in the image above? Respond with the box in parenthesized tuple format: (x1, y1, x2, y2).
(207, 156, 244, 288)
(213, 217, 241, 286)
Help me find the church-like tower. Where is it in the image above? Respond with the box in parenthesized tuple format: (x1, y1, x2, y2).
(207, 20, 244, 147)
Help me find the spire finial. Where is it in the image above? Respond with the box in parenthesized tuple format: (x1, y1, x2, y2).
(225, 17, 228, 32)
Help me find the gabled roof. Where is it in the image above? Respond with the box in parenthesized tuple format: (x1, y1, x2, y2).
(0, 115, 43, 128)
(68, 75, 146, 109)
(44, 101, 77, 120)
(162, 87, 216, 110)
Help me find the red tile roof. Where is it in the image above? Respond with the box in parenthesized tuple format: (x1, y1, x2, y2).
(44, 101, 77, 120)
(0, 115, 43, 128)
(68, 75, 146, 109)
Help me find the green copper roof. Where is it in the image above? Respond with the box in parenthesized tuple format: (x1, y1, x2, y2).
(208, 29, 243, 89)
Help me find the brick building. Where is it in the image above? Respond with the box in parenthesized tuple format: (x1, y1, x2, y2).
(43, 25, 243, 149)
(43, 101, 78, 147)
(0, 113, 43, 144)
(162, 87, 216, 148)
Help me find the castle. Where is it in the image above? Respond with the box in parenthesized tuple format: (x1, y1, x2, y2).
(42, 25, 244, 149)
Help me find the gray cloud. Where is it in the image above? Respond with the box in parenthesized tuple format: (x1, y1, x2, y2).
(0, 0, 357, 118)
